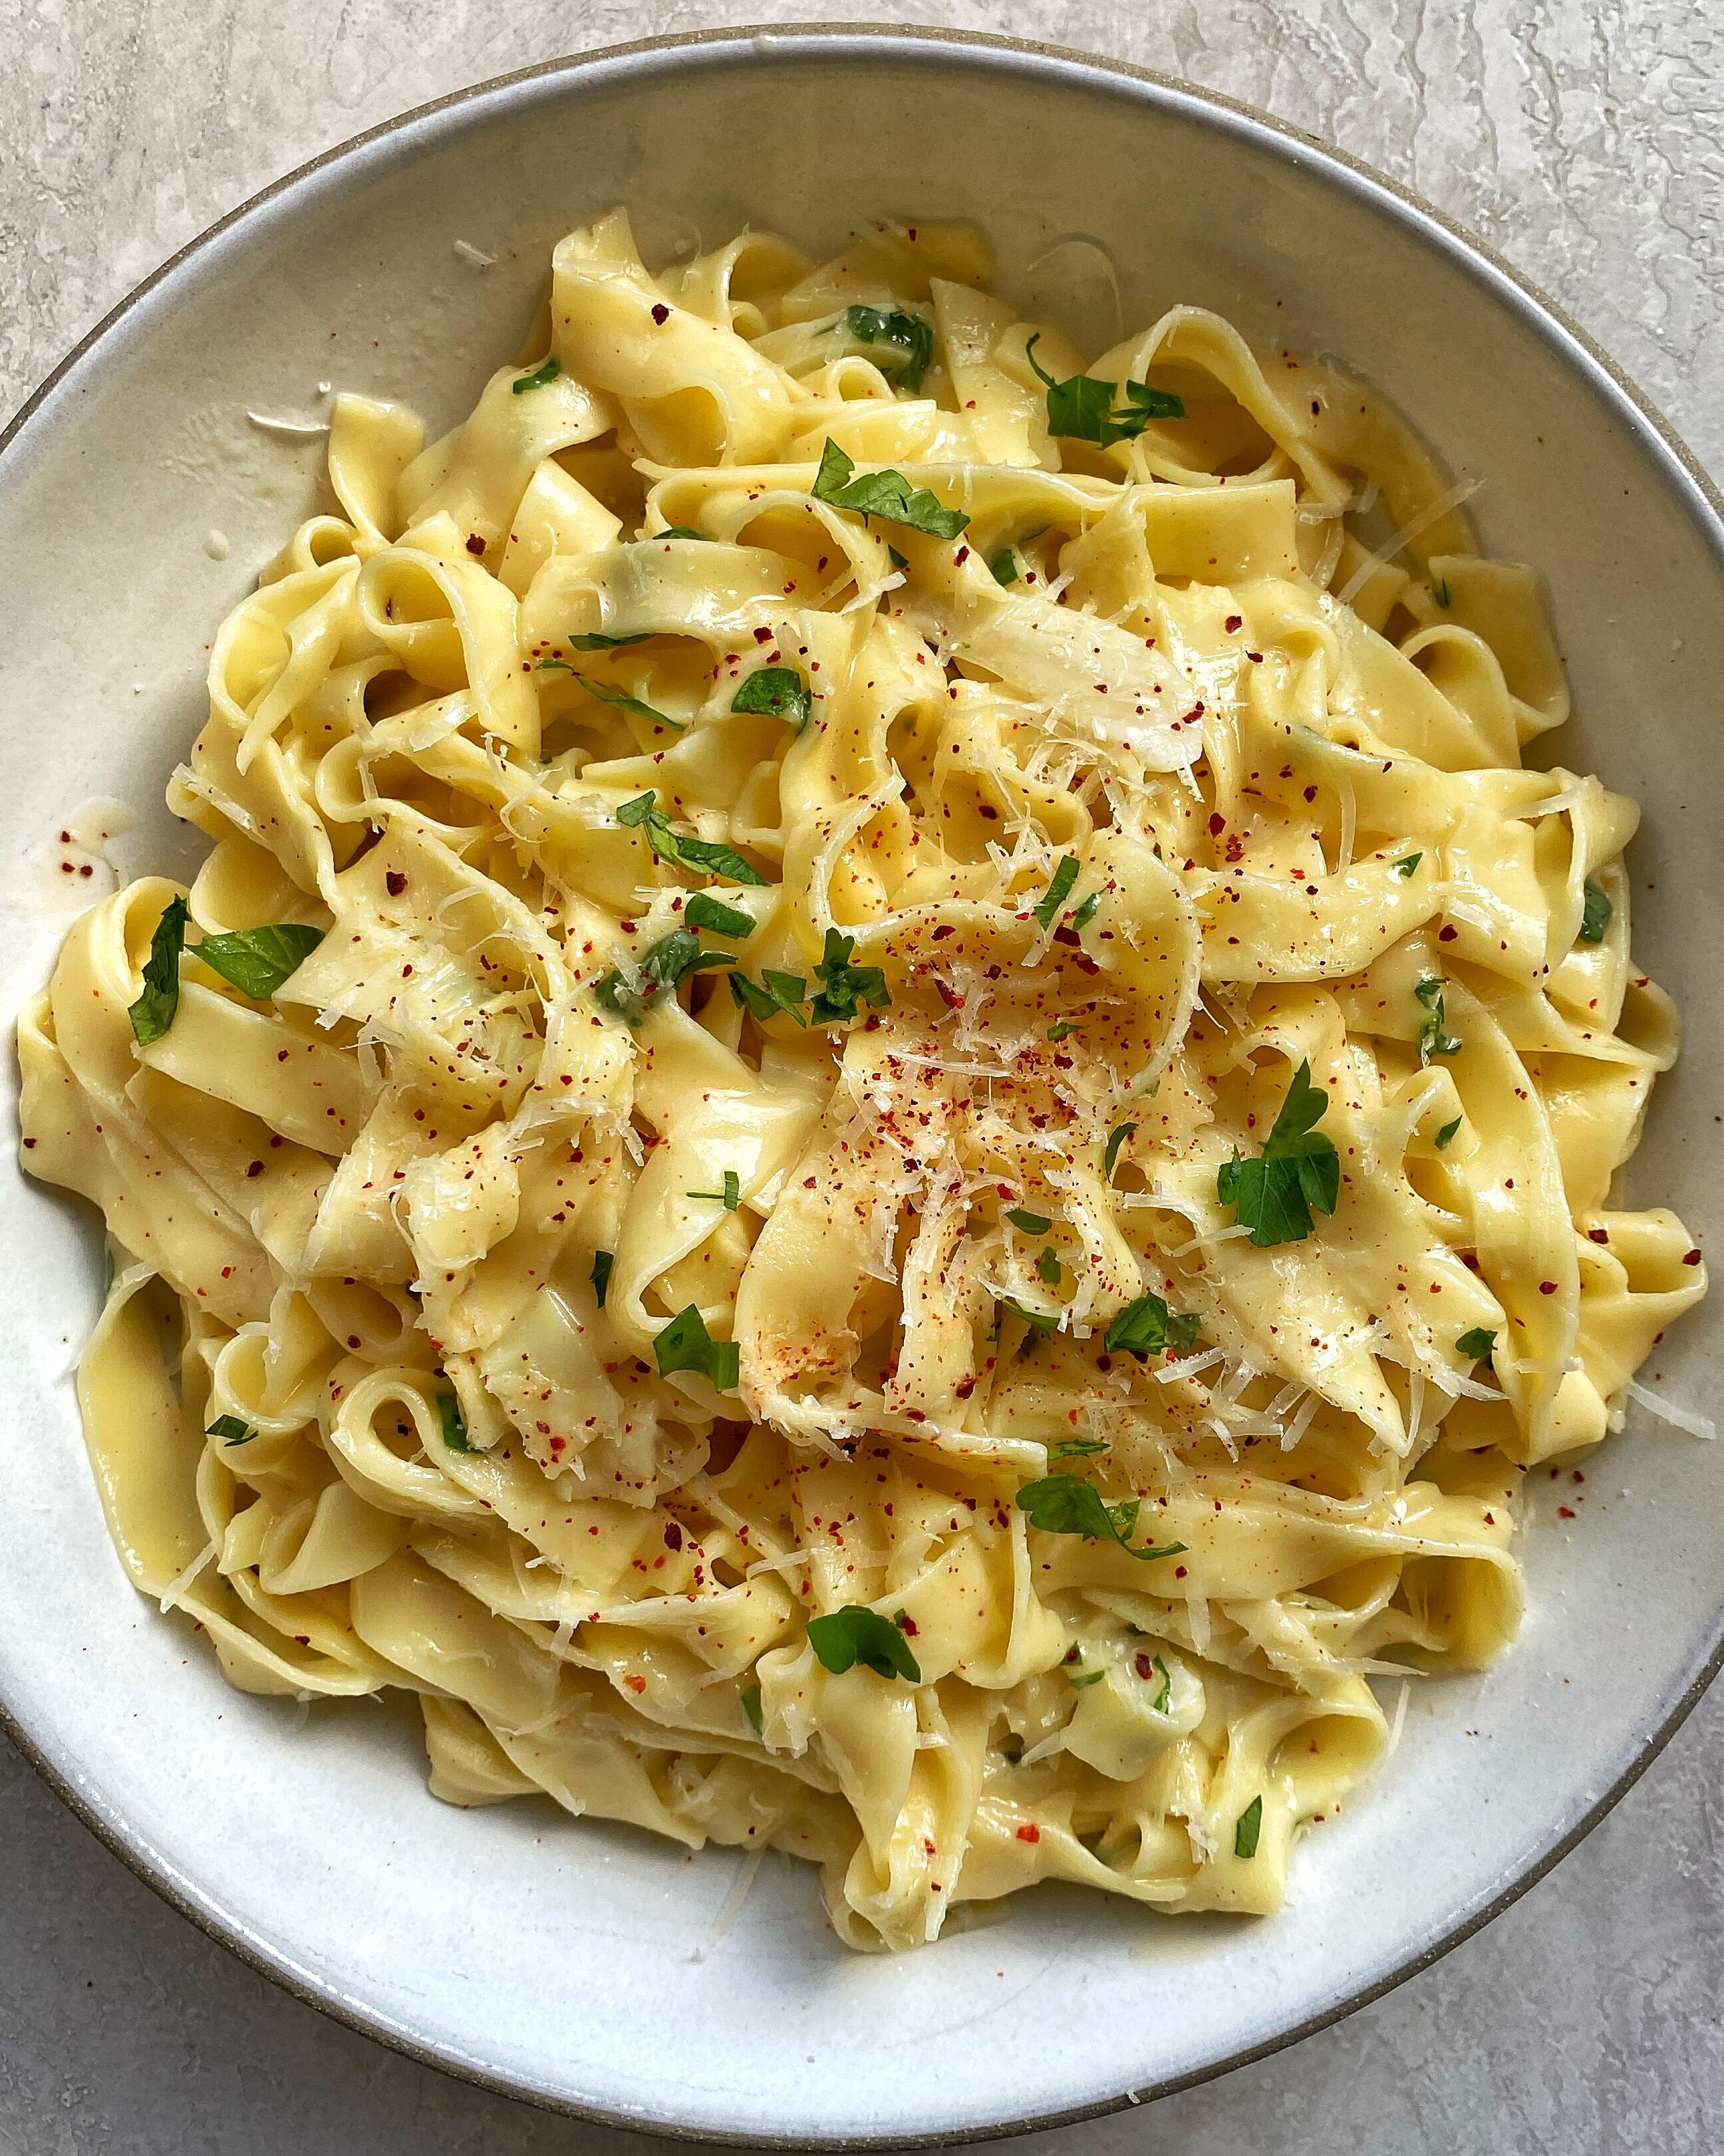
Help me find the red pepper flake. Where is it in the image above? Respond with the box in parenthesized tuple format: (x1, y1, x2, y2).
(1133, 1652, 1155, 1680)
(754, 625, 774, 644)
(1207, 812, 1226, 836)
(1683, 1248, 1703, 1265)
(464, 533, 486, 557)
(245, 1160, 264, 1178)
(1439, 924, 1458, 941)
(1558, 1505, 1576, 1519)
(1538, 1280, 1557, 1295)
(1224, 615, 1242, 633)
(1588, 1228, 1610, 1244)
(386, 870, 408, 897)
(1015, 1823, 1040, 1843)
(650, 303, 669, 325)
(664, 1522, 683, 1551)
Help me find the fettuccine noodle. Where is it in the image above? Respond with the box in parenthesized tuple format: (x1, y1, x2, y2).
(18, 212, 1705, 1950)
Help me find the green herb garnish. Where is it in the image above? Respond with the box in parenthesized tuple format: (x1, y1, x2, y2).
(206, 1415, 254, 1446)
(193, 923, 325, 1002)
(654, 1304, 740, 1391)
(731, 667, 811, 731)
(1046, 1020, 1079, 1043)
(1037, 1248, 1062, 1284)
(578, 677, 682, 731)
(1103, 1123, 1137, 1180)
(511, 357, 561, 394)
(1103, 1293, 1201, 1358)
(1069, 1666, 1106, 1689)
(1015, 1473, 1186, 1562)
(1580, 877, 1612, 945)
(684, 892, 754, 939)
(811, 439, 968, 539)
(1393, 852, 1422, 877)
(990, 549, 1019, 586)
(1415, 977, 1461, 1064)
(569, 630, 652, 651)
(805, 1605, 921, 1683)
(839, 305, 934, 394)
(740, 1682, 764, 1736)
(1234, 1795, 1263, 1859)
(595, 928, 730, 1026)
(1048, 1436, 1109, 1460)
(688, 1170, 740, 1211)
(1432, 577, 1451, 607)
(1147, 1654, 1172, 1713)
(591, 1250, 614, 1307)
(438, 1393, 473, 1452)
(1034, 855, 1080, 929)
(615, 791, 768, 885)
(999, 1297, 1059, 1335)
(1072, 891, 1102, 931)
(1435, 1115, 1462, 1150)
(1456, 1326, 1497, 1360)
(1026, 333, 1185, 447)
(1216, 1058, 1341, 1249)
(128, 895, 188, 1045)
(810, 928, 890, 1024)
(1006, 1209, 1051, 1235)
(728, 969, 809, 1027)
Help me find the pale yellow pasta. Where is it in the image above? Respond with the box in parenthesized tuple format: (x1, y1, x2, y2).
(19, 212, 1706, 1952)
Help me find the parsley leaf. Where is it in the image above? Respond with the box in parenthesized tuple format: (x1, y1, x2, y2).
(1069, 1665, 1106, 1689)
(438, 1393, 473, 1452)
(1414, 977, 1461, 1064)
(577, 676, 682, 731)
(809, 928, 890, 1024)
(728, 969, 809, 1027)
(206, 1415, 254, 1446)
(1432, 576, 1451, 607)
(1215, 1058, 1341, 1248)
(615, 791, 768, 885)
(1072, 890, 1102, 931)
(684, 892, 754, 939)
(128, 895, 188, 1045)
(1147, 1653, 1172, 1714)
(740, 1682, 764, 1735)
(688, 1169, 740, 1211)
(1037, 1247, 1062, 1284)
(654, 1304, 740, 1391)
(1046, 1020, 1079, 1042)
(1103, 1122, 1137, 1180)
(805, 1604, 921, 1683)
(1580, 877, 1613, 944)
(1006, 1208, 1051, 1235)
(590, 1250, 614, 1307)
(194, 923, 325, 1002)
(1034, 855, 1080, 929)
(511, 357, 561, 394)
(731, 667, 811, 731)
(1104, 1293, 1201, 1358)
(1456, 1326, 1497, 1359)
(1234, 1795, 1263, 1859)
(1393, 852, 1422, 877)
(990, 548, 1020, 585)
(840, 305, 934, 395)
(569, 630, 652, 651)
(1026, 334, 1185, 448)
(1435, 1114, 1462, 1150)
(1015, 1473, 1186, 1562)
(595, 929, 730, 1025)
(999, 1297, 1060, 1335)
(656, 526, 706, 541)
(811, 439, 968, 539)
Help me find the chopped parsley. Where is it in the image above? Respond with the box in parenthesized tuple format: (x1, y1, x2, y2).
(1104, 1292, 1201, 1358)
(731, 667, 811, 731)
(438, 1393, 473, 1452)
(1069, 1664, 1106, 1689)
(740, 1682, 764, 1736)
(1234, 1795, 1263, 1859)
(193, 922, 325, 1002)
(688, 1170, 740, 1211)
(615, 791, 768, 885)
(1432, 576, 1451, 607)
(1006, 1208, 1052, 1235)
(1103, 1122, 1137, 1180)
(595, 928, 730, 1026)
(990, 548, 1020, 585)
(999, 1297, 1060, 1335)
(1415, 977, 1461, 1064)
(206, 1415, 254, 1446)
(511, 357, 561, 394)
(728, 969, 809, 1027)
(1046, 1020, 1079, 1042)
(1456, 1326, 1498, 1360)
(1037, 1247, 1062, 1285)
(127, 895, 188, 1045)
(684, 892, 754, 939)
(1015, 1473, 1186, 1562)
(1217, 1058, 1341, 1249)
(810, 928, 890, 1024)
(805, 1605, 921, 1683)
(1393, 852, 1423, 877)
(811, 439, 968, 539)
(577, 676, 682, 731)
(1026, 333, 1185, 447)
(1580, 877, 1613, 945)
(590, 1250, 614, 1307)
(569, 630, 652, 651)
(1034, 854, 1080, 929)
(1048, 1436, 1109, 1460)
(839, 305, 934, 394)
(1435, 1114, 1463, 1150)
(1072, 891, 1102, 931)
(653, 1304, 739, 1391)
(1147, 1653, 1172, 1714)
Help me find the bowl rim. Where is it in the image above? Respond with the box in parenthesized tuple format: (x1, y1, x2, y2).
(4, 21, 1723, 2149)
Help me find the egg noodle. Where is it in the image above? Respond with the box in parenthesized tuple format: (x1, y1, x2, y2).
(17, 213, 1707, 1951)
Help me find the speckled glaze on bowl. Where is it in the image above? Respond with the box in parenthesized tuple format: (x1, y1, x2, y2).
(1, 25, 1721, 2147)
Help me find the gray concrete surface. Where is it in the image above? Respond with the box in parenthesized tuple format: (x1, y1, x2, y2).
(2, 2, 1721, 2149)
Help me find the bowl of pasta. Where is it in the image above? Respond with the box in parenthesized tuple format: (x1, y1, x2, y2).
(3, 23, 1721, 2145)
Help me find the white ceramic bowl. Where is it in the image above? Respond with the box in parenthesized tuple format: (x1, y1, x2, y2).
(3, 27, 1721, 2145)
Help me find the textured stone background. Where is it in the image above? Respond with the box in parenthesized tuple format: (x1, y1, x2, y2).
(1, 3, 1721, 2151)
